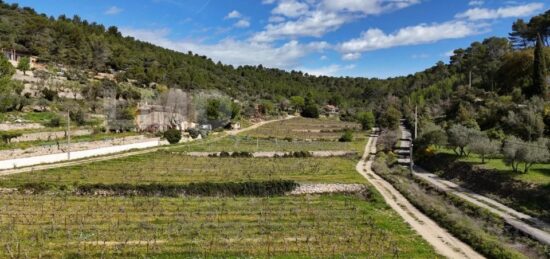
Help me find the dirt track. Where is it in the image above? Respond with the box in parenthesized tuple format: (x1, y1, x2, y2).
(398, 125, 550, 246)
(356, 133, 483, 259)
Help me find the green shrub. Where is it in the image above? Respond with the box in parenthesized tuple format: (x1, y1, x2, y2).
(46, 116, 61, 127)
(339, 130, 353, 142)
(186, 128, 200, 139)
(301, 103, 319, 118)
(75, 180, 298, 197)
(69, 109, 86, 125)
(0, 131, 22, 144)
(163, 128, 182, 144)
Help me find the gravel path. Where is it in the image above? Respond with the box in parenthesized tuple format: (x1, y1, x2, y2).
(288, 184, 365, 195)
(357, 132, 483, 259)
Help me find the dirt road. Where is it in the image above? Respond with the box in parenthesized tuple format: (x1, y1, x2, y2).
(356, 133, 483, 259)
(398, 126, 550, 246)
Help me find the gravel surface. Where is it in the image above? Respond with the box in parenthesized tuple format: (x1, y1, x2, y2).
(288, 184, 366, 195)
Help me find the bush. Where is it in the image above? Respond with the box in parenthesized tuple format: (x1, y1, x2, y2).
(163, 128, 182, 144)
(186, 128, 201, 139)
(69, 109, 86, 126)
(0, 131, 22, 144)
(339, 130, 353, 142)
(357, 111, 375, 130)
(301, 103, 319, 118)
(46, 117, 61, 127)
(282, 151, 312, 158)
(41, 88, 57, 101)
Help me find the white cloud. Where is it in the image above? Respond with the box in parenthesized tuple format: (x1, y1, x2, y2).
(339, 20, 484, 54)
(272, 0, 309, 17)
(299, 64, 356, 76)
(322, 0, 420, 15)
(225, 10, 242, 19)
(268, 16, 286, 23)
(234, 19, 251, 28)
(252, 10, 351, 42)
(120, 27, 328, 69)
(104, 6, 123, 15)
(411, 53, 429, 59)
(468, 0, 484, 6)
(456, 3, 544, 20)
(342, 52, 361, 61)
(320, 55, 328, 60)
(262, 0, 277, 4)
(253, 0, 420, 43)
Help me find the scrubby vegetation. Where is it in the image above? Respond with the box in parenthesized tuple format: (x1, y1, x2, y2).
(373, 153, 548, 259)
(163, 128, 182, 144)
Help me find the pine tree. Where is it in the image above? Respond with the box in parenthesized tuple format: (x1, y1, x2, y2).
(532, 34, 548, 99)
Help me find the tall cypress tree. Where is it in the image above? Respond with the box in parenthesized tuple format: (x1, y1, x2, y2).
(532, 34, 548, 99)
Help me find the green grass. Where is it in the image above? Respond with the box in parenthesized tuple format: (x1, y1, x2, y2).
(0, 111, 58, 124)
(0, 152, 367, 188)
(245, 117, 362, 140)
(0, 131, 139, 151)
(437, 148, 550, 185)
(171, 135, 368, 153)
(0, 193, 436, 258)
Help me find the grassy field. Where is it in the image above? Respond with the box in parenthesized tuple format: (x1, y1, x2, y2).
(245, 117, 361, 140)
(0, 193, 436, 258)
(171, 135, 367, 153)
(437, 148, 550, 185)
(0, 153, 366, 188)
(0, 131, 140, 151)
(0, 111, 59, 124)
(0, 117, 441, 257)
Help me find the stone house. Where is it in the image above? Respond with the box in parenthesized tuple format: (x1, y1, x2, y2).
(2, 49, 38, 69)
(136, 104, 193, 132)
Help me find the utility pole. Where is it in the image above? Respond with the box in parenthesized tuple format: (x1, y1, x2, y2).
(469, 70, 472, 88)
(67, 112, 71, 160)
(414, 105, 418, 140)
(410, 105, 417, 174)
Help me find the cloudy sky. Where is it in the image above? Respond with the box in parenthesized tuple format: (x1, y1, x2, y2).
(9, 0, 546, 78)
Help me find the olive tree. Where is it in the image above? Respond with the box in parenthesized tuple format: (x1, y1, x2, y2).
(447, 124, 482, 156)
(468, 135, 500, 163)
(519, 138, 549, 173)
(503, 137, 550, 173)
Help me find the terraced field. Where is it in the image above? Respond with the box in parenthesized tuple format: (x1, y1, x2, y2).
(0, 194, 435, 258)
(0, 154, 366, 187)
(0, 117, 438, 257)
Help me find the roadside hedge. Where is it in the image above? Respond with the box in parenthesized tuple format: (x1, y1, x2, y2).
(73, 180, 298, 197)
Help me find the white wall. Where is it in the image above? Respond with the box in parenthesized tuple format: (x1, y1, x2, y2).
(0, 140, 163, 170)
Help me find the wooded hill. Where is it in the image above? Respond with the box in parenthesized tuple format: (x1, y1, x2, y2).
(0, 1, 549, 127)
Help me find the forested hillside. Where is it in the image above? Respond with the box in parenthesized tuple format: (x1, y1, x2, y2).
(0, 0, 549, 130)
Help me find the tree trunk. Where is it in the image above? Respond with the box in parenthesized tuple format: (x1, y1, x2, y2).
(524, 162, 533, 174)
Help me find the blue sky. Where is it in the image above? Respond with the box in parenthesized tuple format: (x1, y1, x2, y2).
(7, 0, 547, 78)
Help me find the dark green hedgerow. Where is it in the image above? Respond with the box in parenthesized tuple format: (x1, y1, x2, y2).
(73, 180, 299, 197)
